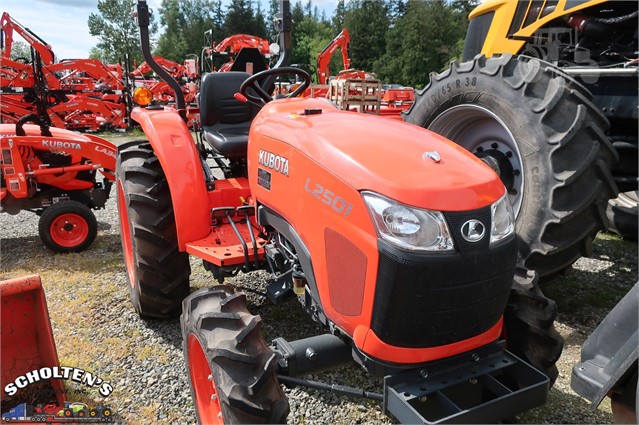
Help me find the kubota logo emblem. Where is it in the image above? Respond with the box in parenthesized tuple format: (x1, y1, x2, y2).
(42, 140, 81, 150)
(258, 149, 289, 176)
(461, 219, 485, 243)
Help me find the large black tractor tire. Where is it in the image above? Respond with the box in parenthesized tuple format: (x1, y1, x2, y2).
(38, 200, 98, 253)
(504, 270, 564, 386)
(116, 141, 190, 318)
(405, 54, 618, 279)
(182, 286, 289, 424)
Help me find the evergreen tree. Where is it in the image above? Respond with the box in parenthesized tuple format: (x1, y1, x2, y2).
(287, 0, 336, 80)
(155, 0, 220, 62)
(332, 0, 346, 31)
(223, 0, 267, 38)
(374, 0, 468, 87)
(343, 0, 390, 71)
(267, 0, 280, 40)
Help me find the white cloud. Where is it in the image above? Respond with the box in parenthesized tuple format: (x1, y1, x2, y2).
(2, 0, 333, 60)
(2, 0, 164, 60)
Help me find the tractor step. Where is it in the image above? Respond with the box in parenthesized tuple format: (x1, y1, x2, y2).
(186, 221, 266, 268)
(383, 342, 548, 424)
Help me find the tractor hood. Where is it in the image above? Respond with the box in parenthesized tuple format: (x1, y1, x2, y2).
(251, 98, 505, 211)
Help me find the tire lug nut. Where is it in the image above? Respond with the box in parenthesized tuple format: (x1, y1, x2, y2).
(491, 143, 498, 149)
(476, 146, 484, 152)
(506, 151, 513, 158)
(513, 169, 521, 176)
(510, 189, 518, 195)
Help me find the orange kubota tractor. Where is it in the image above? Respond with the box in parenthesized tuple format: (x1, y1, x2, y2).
(117, 1, 559, 423)
(0, 103, 116, 252)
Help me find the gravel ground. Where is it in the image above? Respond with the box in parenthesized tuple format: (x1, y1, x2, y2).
(1, 134, 636, 423)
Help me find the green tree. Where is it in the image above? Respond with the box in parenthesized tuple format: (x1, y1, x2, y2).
(289, 0, 335, 79)
(254, 1, 269, 40)
(8, 40, 31, 61)
(223, 0, 267, 38)
(88, 0, 157, 64)
(343, 0, 390, 71)
(374, 0, 468, 87)
(267, 0, 280, 40)
(155, 0, 219, 62)
(331, 0, 345, 30)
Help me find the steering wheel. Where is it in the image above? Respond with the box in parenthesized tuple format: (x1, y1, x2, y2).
(239, 67, 311, 104)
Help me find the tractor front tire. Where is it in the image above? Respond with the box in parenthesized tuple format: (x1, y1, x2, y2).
(504, 270, 564, 386)
(405, 54, 618, 279)
(117, 141, 190, 318)
(38, 200, 98, 253)
(182, 286, 289, 424)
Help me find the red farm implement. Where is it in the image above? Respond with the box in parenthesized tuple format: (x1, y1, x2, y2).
(1, 118, 116, 252)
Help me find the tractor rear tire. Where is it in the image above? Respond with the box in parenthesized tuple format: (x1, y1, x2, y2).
(117, 141, 190, 319)
(504, 270, 563, 387)
(38, 200, 98, 253)
(182, 285, 289, 424)
(405, 54, 618, 279)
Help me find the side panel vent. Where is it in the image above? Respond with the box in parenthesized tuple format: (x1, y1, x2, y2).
(325, 228, 368, 317)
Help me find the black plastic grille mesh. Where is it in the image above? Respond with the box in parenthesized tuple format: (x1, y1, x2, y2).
(370, 236, 516, 348)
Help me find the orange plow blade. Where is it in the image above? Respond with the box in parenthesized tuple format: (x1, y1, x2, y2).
(1, 275, 67, 409)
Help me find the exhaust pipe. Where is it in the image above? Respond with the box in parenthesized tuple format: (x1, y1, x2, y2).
(135, 1, 186, 122)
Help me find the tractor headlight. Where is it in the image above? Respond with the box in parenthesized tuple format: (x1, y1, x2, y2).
(490, 192, 515, 244)
(362, 192, 454, 252)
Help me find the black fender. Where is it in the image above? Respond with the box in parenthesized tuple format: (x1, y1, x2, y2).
(571, 282, 638, 406)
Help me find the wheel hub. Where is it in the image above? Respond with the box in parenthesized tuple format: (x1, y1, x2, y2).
(476, 145, 517, 195)
(427, 104, 524, 216)
(50, 212, 89, 248)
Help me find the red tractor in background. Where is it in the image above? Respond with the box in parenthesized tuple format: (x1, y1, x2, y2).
(0, 111, 116, 252)
(1, 12, 129, 132)
(131, 55, 199, 104)
(202, 32, 274, 73)
(117, 1, 562, 423)
(0, 11, 55, 65)
(293, 28, 414, 120)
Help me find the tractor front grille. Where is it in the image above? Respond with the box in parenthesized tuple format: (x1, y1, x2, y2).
(371, 231, 517, 349)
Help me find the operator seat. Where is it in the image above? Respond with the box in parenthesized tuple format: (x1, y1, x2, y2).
(199, 71, 260, 157)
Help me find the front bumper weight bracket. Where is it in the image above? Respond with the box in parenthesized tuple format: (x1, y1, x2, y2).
(383, 342, 549, 424)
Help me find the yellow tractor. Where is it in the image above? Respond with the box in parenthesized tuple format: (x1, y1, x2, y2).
(405, 0, 636, 389)
(406, 0, 637, 279)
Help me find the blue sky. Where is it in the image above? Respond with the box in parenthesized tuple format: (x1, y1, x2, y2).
(3, 0, 338, 60)
(3, 0, 162, 59)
